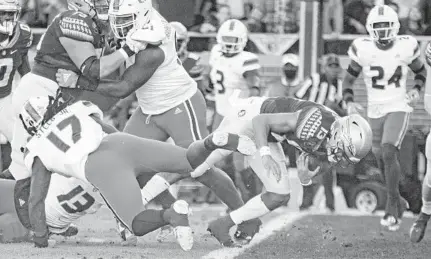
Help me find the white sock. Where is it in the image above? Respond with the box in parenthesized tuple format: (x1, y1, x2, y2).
(422, 200, 431, 215)
(140, 174, 170, 206)
(230, 194, 270, 225)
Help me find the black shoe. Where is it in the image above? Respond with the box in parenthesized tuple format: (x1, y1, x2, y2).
(410, 212, 431, 243)
(234, 218, 262, 245)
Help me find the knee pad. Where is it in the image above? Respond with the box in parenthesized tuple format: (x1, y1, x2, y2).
(263, 192, 291, 210)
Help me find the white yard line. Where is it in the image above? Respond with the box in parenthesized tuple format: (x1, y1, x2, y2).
(201, 211, 306, 259)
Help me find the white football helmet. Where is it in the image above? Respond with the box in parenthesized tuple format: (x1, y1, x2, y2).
(0, 0, 20, 36)
(366, 5, 400, 44)
(68, 0, 109, 21)
(170, 21, 188, 57)
(19, 96, 51, 136)
(109, 0, 153, 39)
(217, 19, 248, 55)
(326, 114, 372, 167)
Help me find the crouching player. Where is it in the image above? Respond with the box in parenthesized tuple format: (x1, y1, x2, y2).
(18, 92, 255, 250)
(193, 96, 372, 246)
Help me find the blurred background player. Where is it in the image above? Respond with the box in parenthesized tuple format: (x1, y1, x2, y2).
(295, 53, 345, 212)
(208, 18, 261, 131)
(268, 53, 301, 98)
(342, 5, 427, 231)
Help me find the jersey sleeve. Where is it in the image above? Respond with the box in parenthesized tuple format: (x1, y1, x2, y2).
(56, 12, 98, 43)
(74, 100, 104, 119)
(23, 143, 37, 173)
(241, 52, 260, 74)
(295, 106, 330, 152)
(347, 38, 363, 65)
(16, 23, 33, 54)
(208, 44, 221, 67)
(404, 35, 421, 64)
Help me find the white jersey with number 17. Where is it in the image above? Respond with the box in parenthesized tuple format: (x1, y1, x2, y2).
(23, 101, 105, 182)
(347, 35, 420, 118)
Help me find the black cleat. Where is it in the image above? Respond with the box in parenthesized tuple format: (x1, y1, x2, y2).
(234, 218, 262, 245)
(207, 216, 241, 247)
(410, 212, 431, 243)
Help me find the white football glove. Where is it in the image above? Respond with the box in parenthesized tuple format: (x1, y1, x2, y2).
(346, 102, 364, 115)
(406, 88, 420, 104)
(125, 30, 148, 53)
(126, 20, 167, 53)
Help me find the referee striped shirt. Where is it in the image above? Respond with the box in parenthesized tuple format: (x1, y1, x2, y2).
(294, 73, 343, 105)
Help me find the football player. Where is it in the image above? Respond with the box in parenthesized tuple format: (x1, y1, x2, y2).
(189, 96, 372, 246)
(342, 5, 426, 231)
(409, 42, 431, 243)
(208, 19, 261, 131)
(19, 92, 254, 249)
(0, 0, 32, 142)
(8, 0, 145, 183)
(0, 175, 101, 241)
(56, 0, 259, 245)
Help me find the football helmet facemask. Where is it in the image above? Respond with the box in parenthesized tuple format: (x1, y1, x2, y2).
(326, 114, 372, 167)
(366, 5, 400, 45)
(109, 0, 153, 39)
(0, 0, 20, 36)
(217, 19, 248, 55)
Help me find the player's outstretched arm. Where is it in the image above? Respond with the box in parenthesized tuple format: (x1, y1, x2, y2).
(28, 157, 51, 248)
(409, 58, 426, 93)
(94, 45, 165, 98)
(342, 59, 363, 114)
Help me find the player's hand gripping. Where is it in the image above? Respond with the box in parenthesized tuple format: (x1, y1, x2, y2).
(346, 101, 363, 115)
(296, 153, 320, 186)
(56, 69, 79, 88)
(262, 154, 282, 182)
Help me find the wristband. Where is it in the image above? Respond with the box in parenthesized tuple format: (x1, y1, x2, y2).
(259, 146, 271, 157)
(413, 84, 422, 92)
(119, 45, 135, 60)
(300, 179, 312, 186)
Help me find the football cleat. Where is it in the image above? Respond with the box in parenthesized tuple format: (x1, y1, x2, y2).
(156, 225, 173, 243)
(210, 132, 256, 156)
(234, 218, 262, 245)
(380, 214, 401, 231)
(207, 216, 241, 247)
(410, 212, 430, 243)
(169, 200, 193, 251)
(51, 224, 79, 237)
(116, 219, 138, 246)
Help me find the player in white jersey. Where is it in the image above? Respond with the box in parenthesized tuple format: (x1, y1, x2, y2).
(209, 19, 261, 131)
(342, 5, 427, 231)
(18, 91, 254, 249)
(56, 0, 257, 245)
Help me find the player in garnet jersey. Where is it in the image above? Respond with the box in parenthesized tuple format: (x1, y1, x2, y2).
(0, 0, 32, 142)
(191, 96, 373, 246)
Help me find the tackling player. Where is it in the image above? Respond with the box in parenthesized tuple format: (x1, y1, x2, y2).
(0, 0, 32, 143)
(409, 42, 431, 243)
(19, 92, 254, 249)
(190, 96, 372, 246)
(342, 5, 426, 231)
(208, 19, 261, 131)
(8, 0, 145, 183)
(56, 0, 259, 245)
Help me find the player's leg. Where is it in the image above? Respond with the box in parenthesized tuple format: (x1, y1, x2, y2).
(380, 111, 410, 231)
(369, 116, 385, 169)
(85, 138, 193, 250)
(208, 142, 289, 246)
(0, 179, 17, 214)
(410, 133, 431, 243)
(157, 91, 246, 212)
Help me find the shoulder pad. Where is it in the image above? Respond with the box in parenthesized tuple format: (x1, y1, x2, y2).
(59, 12, 98, 42)
(130, 22, 167, 46)
(242, 52, 260, 70)
(348, 38, 368, 64)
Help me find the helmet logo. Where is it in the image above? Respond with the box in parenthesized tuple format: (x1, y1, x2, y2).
(378, 6, 384, 16)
